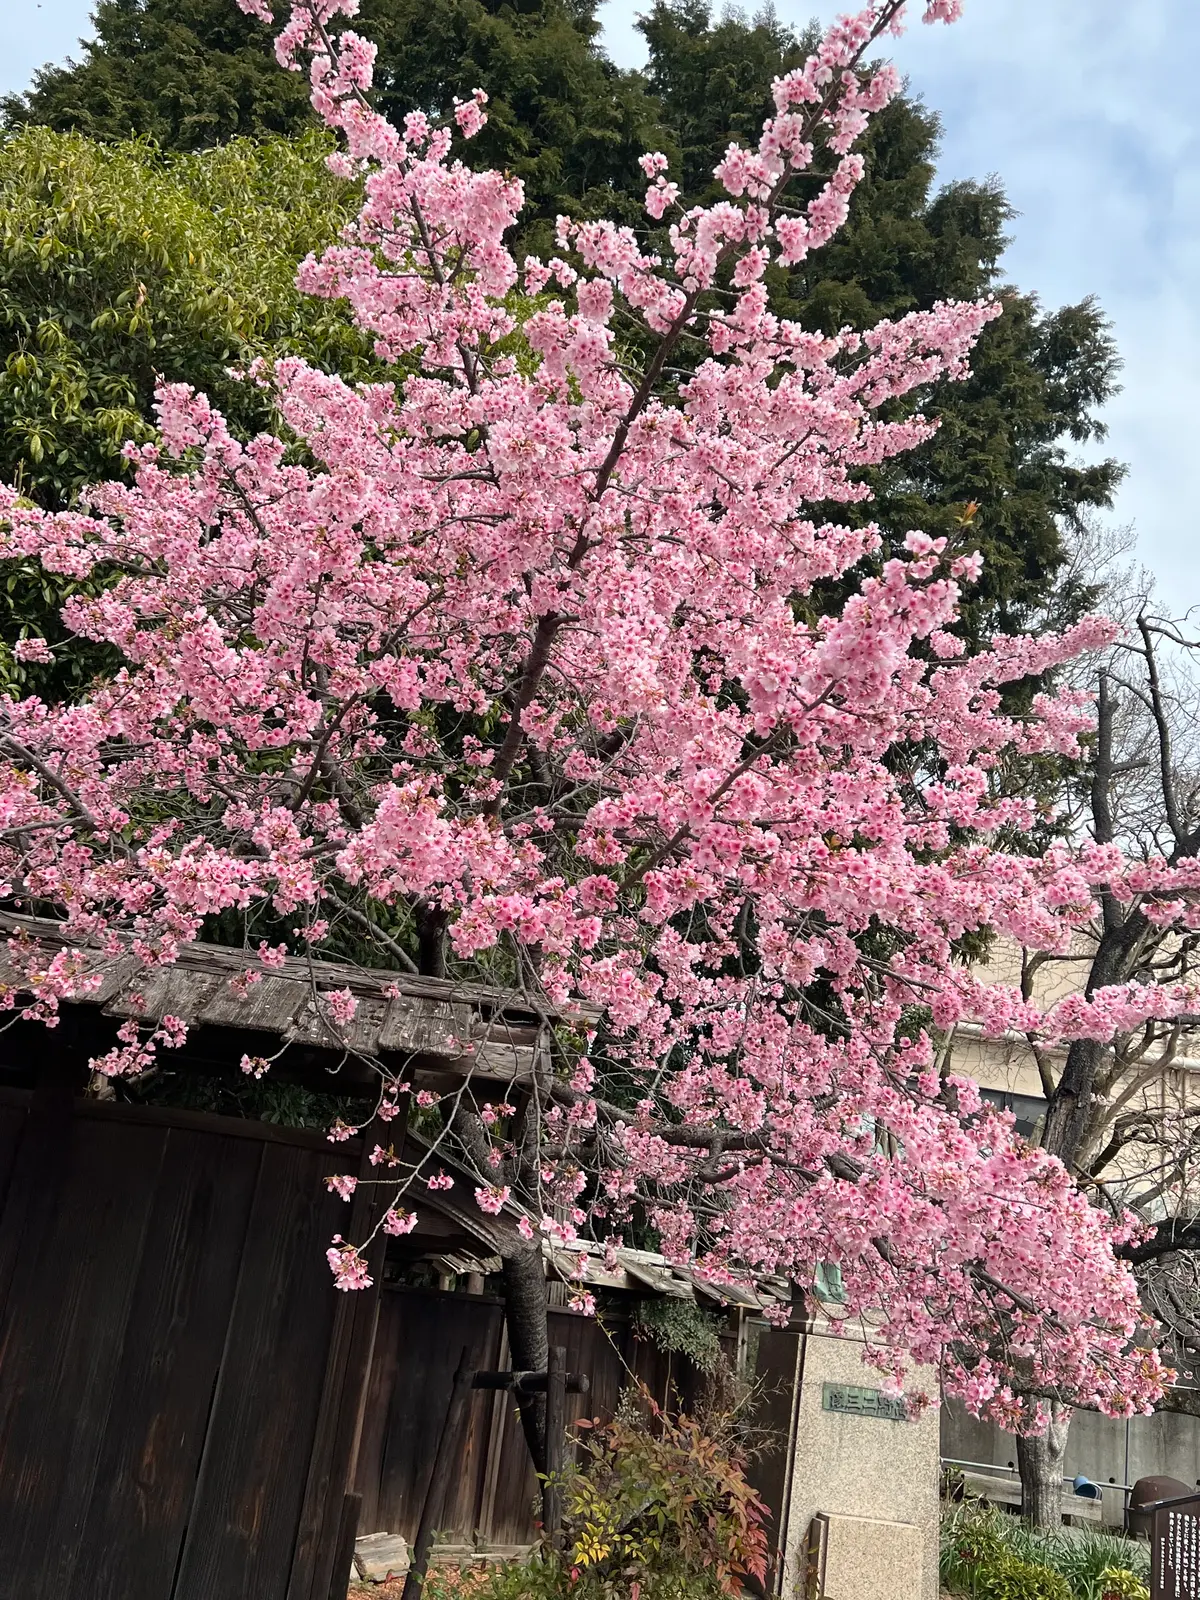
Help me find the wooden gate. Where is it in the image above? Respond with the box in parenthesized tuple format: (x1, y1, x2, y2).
(0, 1084, 380, 1600)
(354, 1286, 735, 1548)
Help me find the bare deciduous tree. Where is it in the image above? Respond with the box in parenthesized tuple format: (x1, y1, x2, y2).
(960, 539, 1200, 1523)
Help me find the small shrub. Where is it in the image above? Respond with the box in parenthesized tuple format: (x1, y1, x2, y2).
(424, 1388, 767, 1600)
(977, 1556, 1072, 1600)
(999, 1519, 1069, 1573)
(561, 1387, 769, 1597)
(940, 1503, 1010, 1593)
(419, 1567, 505, 1600)
(941, 1501, 1152, 1600)
(1052, 1529, 1150, 1600)
(1095, 1570, 1149, 1600)
(632, 1298, 725, 1373)
(460, 1555, 566, 1600)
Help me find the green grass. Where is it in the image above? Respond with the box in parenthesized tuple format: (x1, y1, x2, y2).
(940, 1503, 1150, 1600)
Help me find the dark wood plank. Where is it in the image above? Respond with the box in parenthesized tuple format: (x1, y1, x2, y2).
(486, 1325, 541, 1546)
(288, 1129, 389, 1600)
(171, 1141, 360, 1600)
(401, 1347, 474, 1600)
(0, 1100, 28, 1215)
(72, 1095, 361, 1154)
(542, 1345, 567, 1541)
(562, 1311, 625, 1444)
(0, 1064, 76, 1329)
(743, 1325, 800, 1590)
(356, 1290, 505, 1543)
(629, 1325, 676, 1412)
(353, 1283, 404, 1537)
(447, 1306, 505, 1540)
(77, 1126, 264, 1600)
(327, 1493, 361, 1600)
(476, 1317, 512, 1543)
(0, 1115, 166, 1599)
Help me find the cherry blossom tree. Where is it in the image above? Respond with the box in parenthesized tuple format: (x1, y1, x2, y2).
(0, 0, 1187, 1468)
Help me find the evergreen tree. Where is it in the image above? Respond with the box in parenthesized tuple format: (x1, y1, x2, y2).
(638, 0, 1121, 637)
(2, 0, 664, 251)
(361, 0, 665, 245)
(4, 0, 1124, 637)
(638, 0, 806, 202)
(1, 0, 313, 150)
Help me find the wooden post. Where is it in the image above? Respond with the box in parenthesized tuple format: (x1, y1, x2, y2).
(291, 1100, 401, 1600)
(328, 1493, 362, 1600)
(471, 1360, 588, 1548)
(401, 1348, 473, 1600)
(478, 1322, 511, 1542)
(542, 1344, 567, 1545)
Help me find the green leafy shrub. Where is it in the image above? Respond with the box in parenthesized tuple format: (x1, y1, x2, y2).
(1095, 1571, 1149, 1600)
(632, 1297, 725, 1373)
(443, 1387, 767, 1600)
(0, 126, 379, 702)
(0, 126, 370, 511)
(941, 1502, 1151, 1600)
(941, 1503, 1010, 1594)
(1052, 1531, 1150, 1600)
(421, 1564, 554, 1600)
(977, 1557, 1072, 1600)
(561, 1388, 768, 1597)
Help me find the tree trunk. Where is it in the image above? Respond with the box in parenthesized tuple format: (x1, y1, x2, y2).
(1041, 915, 1141, 1176)
(1017, 1403, 1071, 1529)
(415, 904, 449, 978)
(500, 1242, 550, 1474)
(1042, 1037, 1106, 1173)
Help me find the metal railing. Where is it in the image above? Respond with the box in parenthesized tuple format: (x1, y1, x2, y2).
(941, 1457, 1134, 1499)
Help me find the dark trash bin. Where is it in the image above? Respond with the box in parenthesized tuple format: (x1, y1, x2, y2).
(1127, 1474, 1192, 1538)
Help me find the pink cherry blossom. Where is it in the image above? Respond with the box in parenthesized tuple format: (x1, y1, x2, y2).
(0, 0, 1180, 1427)
(382, 1207, 419, 1235)
(326, 1235, 372, 1289)
(12, 637, 54, 663)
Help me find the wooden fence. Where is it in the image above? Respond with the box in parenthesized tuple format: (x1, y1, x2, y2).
(354, 1285, 742, 1548)
(0, 1084, 380, 1600)
(0, 1076, 803, 1596)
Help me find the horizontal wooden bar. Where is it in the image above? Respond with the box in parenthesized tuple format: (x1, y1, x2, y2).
(471, 1370, 589, 1396)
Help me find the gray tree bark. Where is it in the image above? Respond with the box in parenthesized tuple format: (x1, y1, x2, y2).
(1016, 1403, 1071, 1529)
(499, 1243, 551, 1474)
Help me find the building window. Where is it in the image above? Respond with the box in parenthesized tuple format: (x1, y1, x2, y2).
(979, 1089, 1046, 1139)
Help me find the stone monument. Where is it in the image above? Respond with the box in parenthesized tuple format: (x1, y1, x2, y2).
(775, 1314, 940, 1600)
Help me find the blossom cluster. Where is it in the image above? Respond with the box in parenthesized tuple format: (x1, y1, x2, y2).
(0, 0, 1181, 1426)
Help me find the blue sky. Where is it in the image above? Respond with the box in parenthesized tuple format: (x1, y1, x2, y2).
(601, 0, 1200, 605)
(4, 0, 1200, 603)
